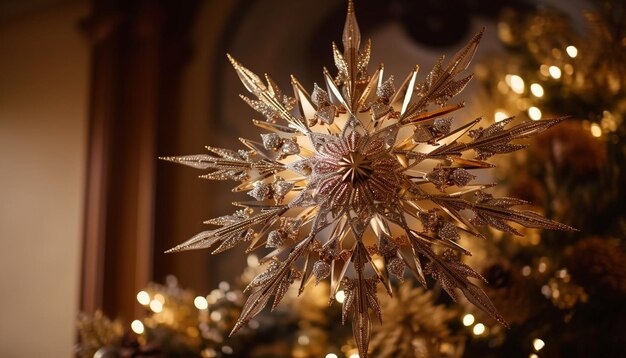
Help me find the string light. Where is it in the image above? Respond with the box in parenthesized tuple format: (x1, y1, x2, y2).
(210, 289, 224, 299)
(530, 83, 544, 97)
(462, 314, 475, 326)
(131, 320, 144, 334)
(509, 75, 525, 94)
(210, 311, 222, 321)
(602, 110, 617, 132)
(566, 45, 578, 58)
(335, 290, 346, 303)
(226, 291, 238, 301)
(473, 323, 486, 335)
(528, 107, 542, 120)
(137, 291, 150, 305)
(149, 299, 163, 313)
(325, 354, 338, 358)
(247, 254, 259, 266)
(298, 335, 310, 345)
(533, 338, 545, 351)
(529, 354, 539, 358)
(219, 281, 230, 291)
(194, 296, 208, 310)
(495, 110, 508, 122)
(549, 66, 562, 79)
(590, 123, 602, 137)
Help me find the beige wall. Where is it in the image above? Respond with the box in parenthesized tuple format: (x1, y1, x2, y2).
(0, 1, 89, 356)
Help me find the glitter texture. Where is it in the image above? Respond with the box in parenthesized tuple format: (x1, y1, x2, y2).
(161, 1, 574, 356)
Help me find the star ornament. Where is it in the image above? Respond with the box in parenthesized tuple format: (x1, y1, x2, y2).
(162, 1, 573, 356)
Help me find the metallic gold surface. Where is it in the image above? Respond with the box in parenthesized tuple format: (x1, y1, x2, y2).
(162, 1, 573, 356)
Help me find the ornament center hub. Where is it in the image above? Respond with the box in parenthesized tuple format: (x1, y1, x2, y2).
(337, 151, 374, 185)
(311, 132, 402, 212)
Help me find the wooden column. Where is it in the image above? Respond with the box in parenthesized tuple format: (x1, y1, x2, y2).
(80, 0, 199, 320)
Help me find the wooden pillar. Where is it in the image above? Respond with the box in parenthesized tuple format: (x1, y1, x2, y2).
(80, 0, 199, 320)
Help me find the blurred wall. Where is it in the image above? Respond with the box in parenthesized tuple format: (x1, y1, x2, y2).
(0, 1, 89, 356)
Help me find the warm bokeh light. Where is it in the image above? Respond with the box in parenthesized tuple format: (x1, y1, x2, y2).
(528, 107, 542, 120)
(298, 335, 310, 345)
(247, 254, 259, 266)
(509, 74, 525, 94)
(210, 311, 222, 321)
(149, 299, 163, 313)
(210, 289, 224, 300)
(530, 83, 544, 97)
(154, 293, 165, 304)
(131, 320, 144, 334)
(219, 281, 230, 291)
(136, 291, 150, 305)
(566, 45, 578, 58)
(590, 123, 602, 137)
(462, 314, 475, 326)
(335, 290, 346, 303)
(495, 110, 508, 122)
(473, 323, 486, 335)
(325, 354, 338, 358)
(549, 66, 562, 79)
(533, 338, 546, 351)
(194, 296, 208, 310)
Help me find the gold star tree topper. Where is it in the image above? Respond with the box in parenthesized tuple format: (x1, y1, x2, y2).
(162, 1, 573, 356)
